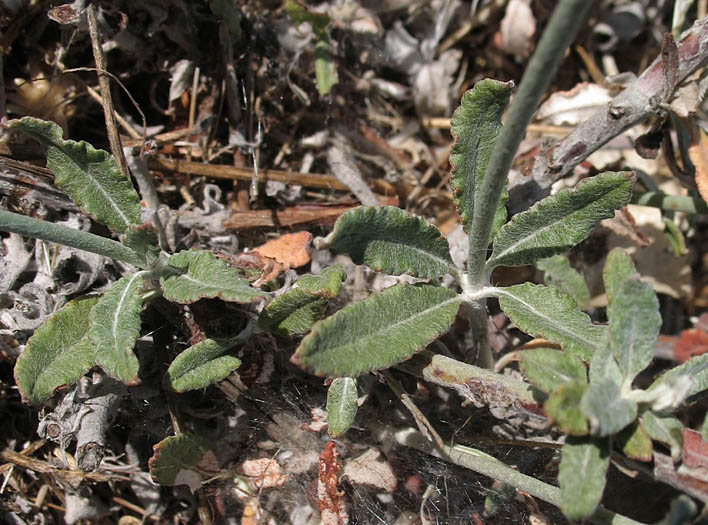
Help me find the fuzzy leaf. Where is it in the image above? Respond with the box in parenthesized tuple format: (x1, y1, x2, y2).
(518, 348, 587, 395)
(161, 250, 268, 304)
(498, 283, 605, 361)
(259, 265, 345, 336)
(588, 338, 623, 386)
(149, 433, 217, 489)
(90, 273, 144, 384)
(603, 248, 637, 302)
(487, 172, 634, 270)
(122, 225, 160, 267)
(9, 117, 140, 233)
(165, 338, 244, 393)
(558, 437, 610, 520)
(608, 277, 661, 382)
(545, 380, 589, 435)
(649, 353, 708, 402)
(315, 207, 458, 279)
(14, 297, 98, 404)
(617, 422, 653, 462)
(581, 378, 638, 436)
(327, 377, 358, 437)
(293, 283, 461, 377)
(537, 255, 590, 310)
(640, 412, 684, 460)
(449, 79, 513, 237)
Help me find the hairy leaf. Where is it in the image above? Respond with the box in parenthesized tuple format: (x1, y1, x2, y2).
(449, 79, 513, 237)
(498, 283, 605, 361)
(90, 273, 144, 384)
(588, 338, 623, 386)
(544, 380, 589, 435)
(518, 348, 587, 395)
(161, 250, 268, 304)
(649, 353, 708, 402)
(608, 277, 660, 382)
(487, 172, 634, 269)
(14, 297, 98, 404)
(327, 377, 358, 437)
(537, 254, 590, 309)
(640, 412, 683, 460)
(122, 225, 160, 267)
(9, 117, 140, 233)
(165, 338, 244, 393)
(149, 433, 216, 489)
(315, 207, 458, 279)
(581, 378, 637, 436)
(617, 422, 653, 462)
(259, 265, 345, 336)
(603, 248, 637, 302)
(293, 283, 461, 377)
(558, 437, 610, 520)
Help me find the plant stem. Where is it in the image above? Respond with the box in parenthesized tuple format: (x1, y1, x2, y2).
(467, 0, 593, 287)
(0, 210, 146, 268)
(633, 191, 708, 214)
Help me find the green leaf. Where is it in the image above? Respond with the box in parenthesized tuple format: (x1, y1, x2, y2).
(293, 283, 461, 377)
(315, 206, 458, 279)
(588, 338, 623, 386)
(314, 40, 338, 96)
(327, 377, 358, 437)
(14, 297, 98, 404)
(602, 248, 637, 303)
(286, 0, 329, 38)
(259, 265, 345, 336)
(544, 380, 589, 435)
(165, 338, 244, 393)
(648, 353, 708, 402)
(558, 436, 610, 520)
(616, 422, 653, 462)
(9, 117, 140, 233)
(518, 348, 587, 395)
(449, 79, 513, 238)
(536, 254, 590, 310)
(122, 225, 160, 267)
(663, 217, 687, 256)
(640, 412, 683, 460)
(149, 433, 216, 489)
(161, 250, 268, 304)
(487, 172, 634, 270)
(702, 412, 708, 442)
(90, 273, 144, 384)
(608, 277, 661, 382)
(498, 283, 605, 361)
(581, 378, 638, 436)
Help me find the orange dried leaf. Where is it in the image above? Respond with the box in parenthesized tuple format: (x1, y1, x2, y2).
(687, 122, 708, 205)
(253, 231, 312, 269)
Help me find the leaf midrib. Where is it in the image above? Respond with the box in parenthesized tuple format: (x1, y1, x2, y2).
(369, 237, 459, 276)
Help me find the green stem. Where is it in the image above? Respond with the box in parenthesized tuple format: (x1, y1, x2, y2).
(632, 191, 708, 214)
(0, 209, 146, 268)
(467, 300, 494, 368)
(467, 0, 594, 287)
(394, 427, 645, 525)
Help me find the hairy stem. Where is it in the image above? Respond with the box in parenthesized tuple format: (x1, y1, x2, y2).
(467, 0, 593, 287)
(467, 300, 494, 368)
(0, 210, 146, 268)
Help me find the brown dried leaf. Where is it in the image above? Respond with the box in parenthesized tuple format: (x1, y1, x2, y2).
(343, 448, 397, 493)
(241, 458, 287, 489)
(252, 231, 312, 269)
(318, 441, 348, 525)
(673, 329, 708, 363)
(687, 121, 708, 205)
(495, 0, 536, 58)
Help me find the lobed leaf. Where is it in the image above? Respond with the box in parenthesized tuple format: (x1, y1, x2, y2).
(487, 172, 634, 270)
(544, 380, 589, 435)
(449, 79, 513, 238)
(608, 277, 661, 382)
(640, 412, 684, 461)
(165, 338, 244, 393)
(580, 378, 638, 437)
(558, 437, 610, 520)
(536, 254, 590, 310)
(292, 283, 461, 377)
(498, 283, 605, 361)
(14, 297, 98, 404)
(149, 433, 216, 489)
(90, 273, 144, 384)
(315, 206, 458, 279)
(9, 117, 140, 233)
(518, 348, 587, 395)
(327, 377, 358, 437)
(602, 248, 637, 303)
(161, 250, 268, 304)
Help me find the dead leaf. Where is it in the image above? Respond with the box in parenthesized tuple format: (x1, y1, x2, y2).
(241, 458, 287, 489)
(495, 0, 536, 58)
(252, 231, 312, 269)
(673, 329, 708, 363)
(683, 429, 708, 473)
(318, 441, 348, 525)
(342, 448, 397, 493)
(535, 83, 611, 126)
(686, 121, 708, 205)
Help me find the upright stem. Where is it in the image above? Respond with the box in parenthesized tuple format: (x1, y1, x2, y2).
(466, 0, 594, 287)
(0, 210, 146, 268)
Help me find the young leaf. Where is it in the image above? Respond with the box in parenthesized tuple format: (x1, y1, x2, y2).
(149, 433, 217, 489)
(608, 277, 661, 382)
(544, 380, 589, 435)
(9, 117, 140, 233)
(588, 338, 623, 387)
(292, 283, 461, 377)
(327, 377, 358, 437)
(259, 265, 345, 336)
(165, 338, 242, 393)
(602, 248, 637, 303)
(580, 378, 638, 437)
(640, 412, 684, 460)
(315, 207, 458, 279)
(14, 297, 98, 404)
(314, 40, 338, 96)
(558, 436, 610, 520)
(648, 353, 708, 402)
(498, 283, 605, 361)
(449, 79, 513, 237)
(616, 422, 653, 462)
(487, 172, 634, 270)
(161, 250, 268, 304)
(536, 254, 590, 310)
(90, 273, 144, 384)
(518, 348, 587, 395)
